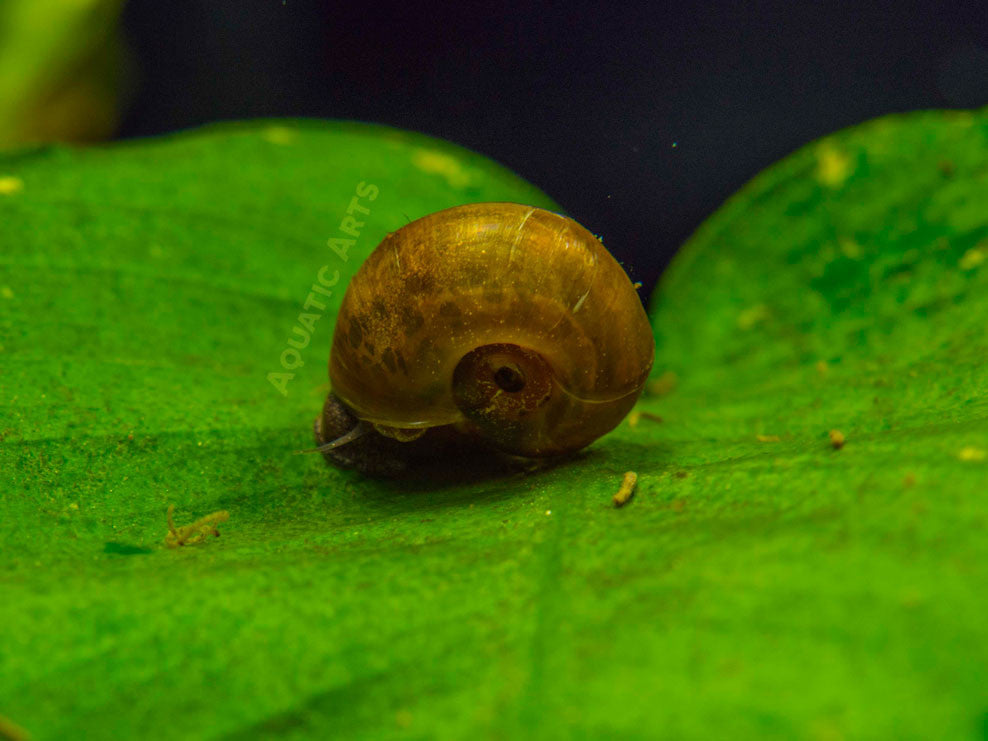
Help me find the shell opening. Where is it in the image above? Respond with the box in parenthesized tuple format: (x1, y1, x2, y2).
(451, 343, 560, 455)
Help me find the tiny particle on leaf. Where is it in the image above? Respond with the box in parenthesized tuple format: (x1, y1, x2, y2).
(815, 145, 852, 187)
(829, 429, 846, 449)
(756, 434, 781, 443)
(613, 471, 638, 508)
(0, 176, 23, 195)
(958, 446, 986, 462)
(674, 470, 689, 479)
(545, 510, 552, 516)
(165, 504, 230, 548)
(628, 410, 663, 428)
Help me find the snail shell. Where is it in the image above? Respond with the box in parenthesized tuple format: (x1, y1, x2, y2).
(321, 202, 654, 464)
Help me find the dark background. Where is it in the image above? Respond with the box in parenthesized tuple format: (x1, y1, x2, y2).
(118, 0, 988, 298)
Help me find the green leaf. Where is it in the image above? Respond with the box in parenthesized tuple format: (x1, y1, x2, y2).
(1, 110, 986, 740)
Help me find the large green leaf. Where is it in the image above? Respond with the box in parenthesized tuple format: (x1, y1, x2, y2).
(1, 111, 986, 740)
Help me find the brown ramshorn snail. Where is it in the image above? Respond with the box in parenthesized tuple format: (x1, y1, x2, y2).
(314, 202, 654, 476)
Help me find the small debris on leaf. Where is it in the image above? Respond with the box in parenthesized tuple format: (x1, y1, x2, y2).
(628, 410, 664, 427)
(829, 429, 846, 449)
(165, 504, 230, 548)
(613, 471, 638, 508)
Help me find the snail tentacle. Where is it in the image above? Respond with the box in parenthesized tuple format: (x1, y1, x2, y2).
(296, 420, 371, 454)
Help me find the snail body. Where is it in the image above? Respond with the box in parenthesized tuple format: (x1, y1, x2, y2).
(316, 202, 654, 474)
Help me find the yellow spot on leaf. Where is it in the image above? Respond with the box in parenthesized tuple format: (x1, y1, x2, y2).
(412, 150, 471, 188)
(816, 146, 851, 188)
(756, 434, 781, 443)
(1, 287, 13, 299)
(0, 176, 24, 195)
(262, 126, 297, 145)
(737, 303, 770, 330)
(958, 446, 986, 462)
(959, 244, 986, 270)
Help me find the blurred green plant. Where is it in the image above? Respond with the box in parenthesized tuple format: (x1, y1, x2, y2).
(0, 0, 127, 148)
